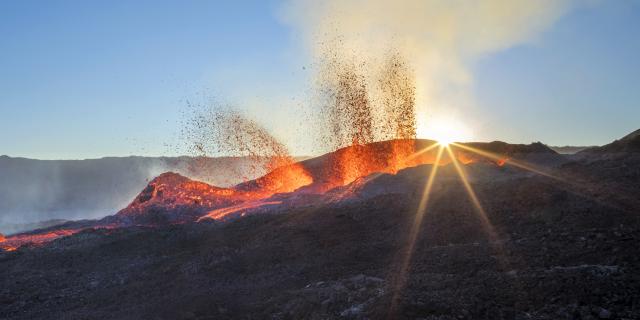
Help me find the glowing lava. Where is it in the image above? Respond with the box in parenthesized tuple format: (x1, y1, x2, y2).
(1, 229, 80, 251)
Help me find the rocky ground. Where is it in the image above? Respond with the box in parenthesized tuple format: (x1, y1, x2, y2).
(1, 156, 639, 319)
(1, 135, 639, 319)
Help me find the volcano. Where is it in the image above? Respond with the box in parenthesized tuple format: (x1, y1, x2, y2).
(1, 132, 639, 319)
(0, 139, 566, 250)
(100, 139, 565, 225)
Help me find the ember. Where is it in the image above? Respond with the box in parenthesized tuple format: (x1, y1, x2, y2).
(185, 109, 313, 196)
(5, 48, 496, 250)
(378, 53, 417, 140)
(316, 47, 418, 150)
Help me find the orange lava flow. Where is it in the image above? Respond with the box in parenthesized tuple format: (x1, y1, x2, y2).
(2, 140, 516, 250)
(323, 140, 423, 190)
(0, 229, 79, 251)
(199, 201, 282, 221)
(0, 225, 121, 252)
(241, 162, 313, 197)
(496, 157, 509, 166)
(311, 140, 488, 192)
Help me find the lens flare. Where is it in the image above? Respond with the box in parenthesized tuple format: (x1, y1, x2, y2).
(417, 117, 471, 146)
(445, 146, 496, 237)
(451, 143, 560, 181)
(389, 145, 445, 315)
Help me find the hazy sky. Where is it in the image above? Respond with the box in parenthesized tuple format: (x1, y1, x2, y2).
(1, 0, 639, 159)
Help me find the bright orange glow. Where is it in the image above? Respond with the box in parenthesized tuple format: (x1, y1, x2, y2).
(6, 140, 530, 250)
(317, 140, 443, 191)
(246, 162, 313, 196)
(0, 225, 120, 251)
(1, 229, 79, 251)
(199, 201, 282, 221)
(405, 141, 441, 162)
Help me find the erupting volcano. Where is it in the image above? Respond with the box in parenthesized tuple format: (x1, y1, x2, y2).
(3, 126, 639, 319)
(3, 1, 640, 319)
(0, 136, 556, 251)
(0, 45, 562, 251)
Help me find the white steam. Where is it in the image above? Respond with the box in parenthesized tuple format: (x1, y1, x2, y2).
(282, 0, 575, 140)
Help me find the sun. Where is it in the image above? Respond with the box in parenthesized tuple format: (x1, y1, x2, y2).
(416, 116, 472, 145)
(433, 130, 455, 146)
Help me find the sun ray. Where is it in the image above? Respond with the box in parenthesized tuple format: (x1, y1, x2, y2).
(450, 142, 639, 214)
(445, 146, 497, 238)
(409, 145, 445, 252)
(355, 141, 442, 186)
(446, 145, 539, 305)
(405, 141, 441, 162)
(389, 144, 445, 315)
(450, 143, 561, 181)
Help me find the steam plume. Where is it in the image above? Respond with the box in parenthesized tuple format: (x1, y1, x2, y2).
(283, 0, 573, 139)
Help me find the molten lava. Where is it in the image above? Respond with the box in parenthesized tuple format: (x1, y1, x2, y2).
(0, 229, 78, 251)
(3, 48, 531, 251)
(237, 162, 313, 196)
(2, 138, 529, 251)
(304, 140, 479, 191)
(0, 224, 123, 252)
(199, 200, 283, 221)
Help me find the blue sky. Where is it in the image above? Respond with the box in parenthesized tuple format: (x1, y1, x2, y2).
(473, 1, 640, 146)
(1, 0, 639, 159)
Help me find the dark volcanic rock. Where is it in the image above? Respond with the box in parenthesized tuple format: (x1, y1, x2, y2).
(109, 172, 243, 226)
(465, 140, 557, 155)
(1, 147, 639, 319)
(581, 128, 640, 154)
(1, 135, 640, 319)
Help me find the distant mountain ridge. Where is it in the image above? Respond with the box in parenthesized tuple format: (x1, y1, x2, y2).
(549, 146, 594, 154)
(580, 128, 640, 153)
(0, 219, 68, 235)
(2, 132, 640, 319)
(3, 130, 638, 234)
(102, 139, 565, 226)
(0, 155, 294, 232)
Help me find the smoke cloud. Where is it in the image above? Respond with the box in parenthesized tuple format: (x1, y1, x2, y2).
(282, 0, 574, 139)
(0, 155, 267, 234)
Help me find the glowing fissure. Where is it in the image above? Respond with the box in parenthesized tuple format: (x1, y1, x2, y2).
(0, 225, 118, 251)
(4, 48, 535, 252)
(1, 139, 527, 252)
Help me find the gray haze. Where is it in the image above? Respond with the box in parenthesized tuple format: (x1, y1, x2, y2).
(0, 155, 273, 233)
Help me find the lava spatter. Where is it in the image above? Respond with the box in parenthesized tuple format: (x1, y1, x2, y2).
(185, 108, 313, 196)
(378, 53, 417, 140)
